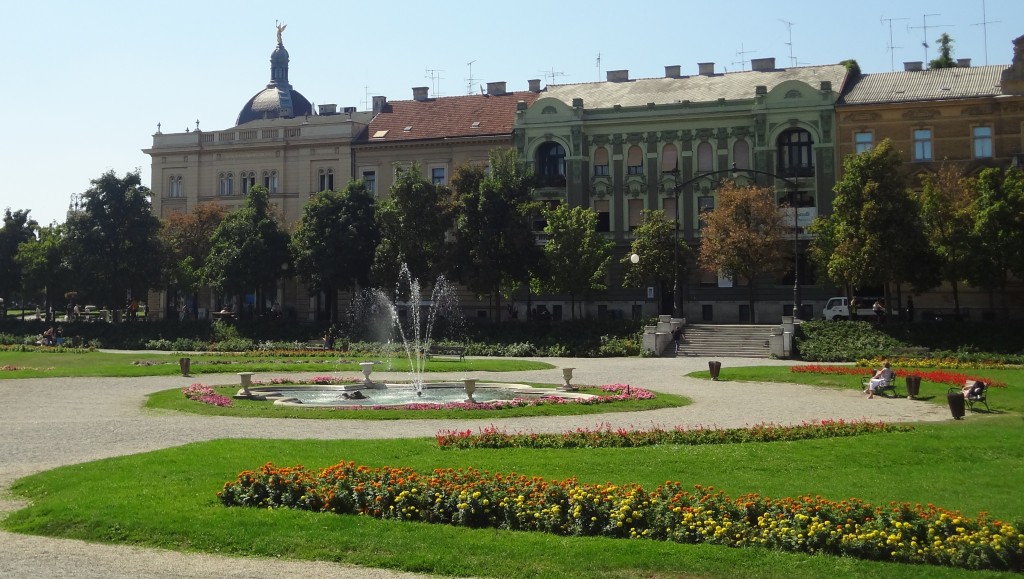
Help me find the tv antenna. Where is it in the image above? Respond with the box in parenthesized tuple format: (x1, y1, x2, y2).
(465, 60, 481, 95)
(732, 42, 756, 71)
(880, 15, 909, 71)
(360, 85, 377, 110)
(539, 67, 567, 85)
(779, 19, 797, 67)
(596, 52, 602, 81)
(425, 67, 445, 97)
(971, 0, 1000, 65)
(908, 14, 953, 64)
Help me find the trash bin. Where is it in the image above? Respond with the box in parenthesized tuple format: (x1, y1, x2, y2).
(708, 361, 722, 381)
(179, 357, 191, 377)
(946, 390, 965, 420)
(905, 375, 921, 399)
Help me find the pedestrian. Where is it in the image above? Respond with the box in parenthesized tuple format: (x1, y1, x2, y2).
(906, 296, 914, 322)
(671, 327, 683, 354)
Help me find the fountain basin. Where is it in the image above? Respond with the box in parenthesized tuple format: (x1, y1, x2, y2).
(247, 382, 595, 407)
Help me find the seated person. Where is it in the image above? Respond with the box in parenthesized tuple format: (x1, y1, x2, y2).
(867, 361, 894, 399)
(960, 380, 985, 399)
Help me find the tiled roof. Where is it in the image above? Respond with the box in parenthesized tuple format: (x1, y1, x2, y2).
(839, 65, 1008, 105)
(364, 91, 539, 143)
(542, 65, 849, 109)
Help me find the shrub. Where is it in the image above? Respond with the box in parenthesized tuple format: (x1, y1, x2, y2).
(796, 320, 904, 362)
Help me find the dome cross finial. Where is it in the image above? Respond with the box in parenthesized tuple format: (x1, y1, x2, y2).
(275, 21, 287, 45)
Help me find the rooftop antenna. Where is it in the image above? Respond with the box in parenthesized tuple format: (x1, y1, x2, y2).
(539, 67, 567, 85)
(360, 85, 378, 110)
(732, 42, 756, 71)
(971, 0, 1000, 65)
(425, 67, 445, 97)
(596, 51, 602, 81)
(779, 19, 797, 67)
(881, 15, 909, 71)
(465, 60, 480, 95)
(909, 14, 953, 65)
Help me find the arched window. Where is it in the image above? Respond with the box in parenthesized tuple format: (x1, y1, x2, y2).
(626, 146, 643, 175)
(537, 141, 565, 186)
(661, 144, 678, 173)
(168, 175, 183, 198)
(697, 142, 713, 172)
(219, 172, 233, 196)
(593, 147, 609, 176)
(732, 140, 750, 170)
(778, 129, 814, 177)
(263, 170, 279, 193)
(241, 171, 256, 194)
(319, 168, 334, 192)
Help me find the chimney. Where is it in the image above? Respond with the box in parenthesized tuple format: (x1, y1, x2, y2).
(372, 95, 388, 114)
(751, 57, 776, 72)
(957, 58, 972, 67)
(412, 87, 430, 101)
(820, 80, 833, 92)
(665, 65, 681, 78)
(755, 85, 768, 96)
(318, 104, 337, 115)
(606, 69, 629, 82)
(698, 62, 715, 75)
(528, 78, 542, 92)
(486, 81, 507, 96)
(904, 61, 923, 71)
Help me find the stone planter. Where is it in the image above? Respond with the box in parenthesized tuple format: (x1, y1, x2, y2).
(463, 378, 477, 403)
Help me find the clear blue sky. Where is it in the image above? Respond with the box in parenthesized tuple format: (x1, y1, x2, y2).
(5, 0, 1021, 226)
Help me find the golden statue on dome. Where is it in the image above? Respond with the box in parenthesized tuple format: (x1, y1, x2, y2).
(275, 21, 287, 45)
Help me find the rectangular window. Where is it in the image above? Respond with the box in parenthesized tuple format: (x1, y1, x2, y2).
(697, 195, 715, 230)
(626, 146, 643, 175)
(627, 199, 644, 230)
(973, 126, 993, 158)
(854, 131, 873, 153)
(594, 164, 609, 176)
(362, 170, 376, 194)
(595, 199, 610, 232)
(913, 129, 932, 161)
(431, 167, 446, 185)
(594, 147, 609, 176)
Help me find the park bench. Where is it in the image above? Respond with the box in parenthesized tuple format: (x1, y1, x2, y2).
(861, 371, 900, 397)
(426, 344, 466, 361)
(949, 380, 990, 412)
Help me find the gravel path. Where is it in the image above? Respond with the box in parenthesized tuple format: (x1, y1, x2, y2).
(0, 356, 951, 578)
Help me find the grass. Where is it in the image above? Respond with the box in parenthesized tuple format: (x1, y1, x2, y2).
(148, 384, 689, 419)
(5, 421, 1022, 578)
(0, 350, 553, 379)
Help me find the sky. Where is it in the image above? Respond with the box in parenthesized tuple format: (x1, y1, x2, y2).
(4, 0, 1021, 227)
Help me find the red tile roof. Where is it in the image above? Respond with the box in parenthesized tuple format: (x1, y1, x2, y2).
(364, 91, 539, 143)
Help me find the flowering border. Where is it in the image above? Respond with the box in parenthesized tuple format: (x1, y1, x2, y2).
(219, 461, 1022, 572)
(436, 419, 910, 449)
(181, 383, 233, 407)
(790, 365, 1006, 388)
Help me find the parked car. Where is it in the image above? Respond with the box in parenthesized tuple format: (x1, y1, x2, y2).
(822, 296, 885, 321)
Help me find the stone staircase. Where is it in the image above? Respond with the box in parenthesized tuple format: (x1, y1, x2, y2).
(676, 324, 773, 358)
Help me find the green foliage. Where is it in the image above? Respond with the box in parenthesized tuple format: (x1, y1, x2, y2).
(0, 208, 38, 302)
(928, 33, 956, 69)
(159, 202, 226, 295)
(795, 320, 905, 361)
(538, 205, 614, 319)
(966, 167, 1024, 314)
(622, 210, 689, 291)
(918, 166, 975, 313)
(839, 58, 861, 76)
(15, 223, 70, 314)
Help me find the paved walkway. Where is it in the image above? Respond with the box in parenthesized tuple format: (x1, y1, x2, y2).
(0, 356, 951, 578)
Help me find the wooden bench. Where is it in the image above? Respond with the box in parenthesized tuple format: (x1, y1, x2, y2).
(426, 344, 466, 361)
(949, 380, 989, 412)
(861, 371, 900, 397)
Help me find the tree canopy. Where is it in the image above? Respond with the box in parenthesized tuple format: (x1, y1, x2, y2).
(538, 204, 614, 319)
(0, 208, 38, 303)
(929, 33, 957, 69)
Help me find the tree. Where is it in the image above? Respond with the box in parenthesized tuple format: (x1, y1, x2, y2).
(0, 208, 38, 305)
(291, 181, 378, 322)
(63, 170, 163, 310)
(159, 202, 227, 318)
(929, 33, 957, 69)
(698, 181, 788, 323)
(966, 167, 1024, 317)
(373, 164, 453, 290)
(918, 164, 975, 319)
(16, 224, 71, 316)
(622, 209, 691, 315)
(537, 204, 614, 319)
(452, 149, 542, 321)
(810, 139, 934, 313)
(202, 185, 291, 317)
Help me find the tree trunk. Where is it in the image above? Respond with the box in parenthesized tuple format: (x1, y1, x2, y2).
(748, 283, 756, 324)
(951, 281, 961, 321)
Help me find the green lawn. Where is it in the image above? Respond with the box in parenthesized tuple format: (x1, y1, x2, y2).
(0, 350, 552, 379)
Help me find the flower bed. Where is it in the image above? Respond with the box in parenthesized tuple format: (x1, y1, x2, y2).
(791, 365, 1006, 388)
(220, 461, 1023, 572)
(436, 419, 912, 449)
(181, 383, 233, 407)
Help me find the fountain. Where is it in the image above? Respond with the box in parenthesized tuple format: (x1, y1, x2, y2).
(359, 362, 378, 388)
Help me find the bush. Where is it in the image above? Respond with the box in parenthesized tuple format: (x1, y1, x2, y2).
(796, 320, 904, 362)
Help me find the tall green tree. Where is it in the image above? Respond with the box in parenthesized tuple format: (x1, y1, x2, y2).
(0, 208, 38, 306)
(919, 164, 975, 319)
(292, 181, 378, 322)
(697, 181, 787, 323)
(622, 210, 691, 316)
(373, 164, 453, 290)
(15, 224, 71, 316)
(537, 204, 614, 319)
(64, 170, 163, 309)
(159, 202, 227, 318)
(967, 167, 1024, 317)
(452, 148, 542, 321)
(929, 33, 957, 69)
(202, 185, 291, 316)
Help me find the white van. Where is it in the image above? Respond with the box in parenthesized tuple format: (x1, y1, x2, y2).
(822, 297, 884, 321)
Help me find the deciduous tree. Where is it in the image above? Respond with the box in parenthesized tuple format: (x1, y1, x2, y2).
(967, 167, 1024, 317)
(0, 208, 38, 306)
(622, 210, 691, 315)
(538, 204, 613, 319)
(160, 202, 226, 316)
(15, 224, 71, 316)
(919, 164, 974, 318)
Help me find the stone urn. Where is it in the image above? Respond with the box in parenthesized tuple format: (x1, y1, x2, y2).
(238, 371, 254, 397)
(359, 362, 375, 386)
(560, 367, 576, 391)
(463, 378, 477, 403)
